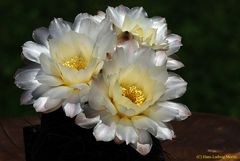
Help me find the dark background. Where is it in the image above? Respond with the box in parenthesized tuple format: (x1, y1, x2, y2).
(0, 0, 239, 118)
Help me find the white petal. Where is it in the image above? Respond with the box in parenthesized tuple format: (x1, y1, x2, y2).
(71, 83, 88, 90)
(155, 122, 175, 140)
(33, 97, 61, 113)
(99, 111, 120, 126)
(158, 101, 191, 121)
(93, 122, 116, 141)
(42, 86, 72, 99)
(49, 18, 72, 38)
(77, 19, 98, 39)
(106, 6, 128, 27)
(160, 73, 187, 101)
(132, 116, 174, 140)
(103, 47, 128, 75)
(73, 12, 105, 32)
(74, 17, 99, 41)
(89, 88, 117, 114)
(155, 23, 168, 46)
(166, 34, 182, 56)
(131, 142, 152, 156)
(132, 116, 158, 136)
(72, 13, 91, 32)
(15, 67, 40, 90)
(94, 11, 106, 22)
(49, 31, 94, 63)
(130, 130, 152, 155)
(63, 103, 82, 118)
(39, 54, 59, 76)
(116, 118, 138, 144)
(155, 51, 168, 66)
(128, 7, 148, 18)
(32, 85, 51, 99)
(75, 113, 100, 129)
(36, 74, 63, 86)
(71, 85, 89, 103)
(89, 76, 117, 114)
(20, 90, 35, 105)
(22, 41, 49, 63)
(113, 46, 168, 83)
(57, 63, 93, 85)
(118, 39, 139, 56)
(136, 129, 152, 145)
(32, 27, 49, 47)
(83, 104, 102, 118)
(152, 17, 166, 27)
(167, 57, 184, 70)
(93, 20, 116, 59)
(144, 101, 191, 122)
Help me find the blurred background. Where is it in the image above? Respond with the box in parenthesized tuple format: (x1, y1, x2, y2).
(0, 0, 239, 118)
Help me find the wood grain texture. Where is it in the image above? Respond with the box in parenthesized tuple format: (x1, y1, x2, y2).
(161, 113, 240, 161)
(0, 116, 40, 161)
(0, 113, 239, 161)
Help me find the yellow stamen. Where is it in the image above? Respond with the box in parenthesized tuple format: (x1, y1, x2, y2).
(121, 84, 146, 105)
(62, 56, 86, 70)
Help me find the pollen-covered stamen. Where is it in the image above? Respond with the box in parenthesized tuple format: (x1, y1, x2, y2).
(62, 56, 87, 70)
(121, 84, 146, 105)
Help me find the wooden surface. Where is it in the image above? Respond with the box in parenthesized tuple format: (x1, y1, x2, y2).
(0, 113, 240, 161)
(161, 113, 240, 161)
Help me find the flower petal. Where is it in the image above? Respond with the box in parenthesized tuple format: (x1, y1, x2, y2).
(128, 7, 148, 18)
(94, 11, 106, 22)
(116, 117, 138, 144)
(75, 113, 100, 129)
(155, 122, 175, 140)
(33, 97, 61, 113)
(160, 73, 187, 101)
(42, 86, 72, 99)
(69, 84, 90, 103)
(132, 116, 174, 140)
(72, 13, 91, 32)
(106, 6, 129, 27)
(36, 74, 63, 86)
(63, 103, 82, 118)
(73, 12, 105, 32)
(39, 54, 59, 76)
(49, 18, 72, 38)
(130, 130, 152, 155)
(166, 34, 182, 56)
(155, 51, 168, 66)
(32, 27, 50, 47)
(74, 18, 98, 40)
(167, 57, 184, 70)
(144, 101, 191, 122)
(154, 24, 168, 47)
(93, 122, 116, 142)
(32, 85, 51, 99)
(15, 67, 40, 90)
(22, 41, 49, 63)
(93, 20, 116, 59)
(89, 76, 117, 114)
(20, 90, 35, 105)
(49, 31, 94, 63)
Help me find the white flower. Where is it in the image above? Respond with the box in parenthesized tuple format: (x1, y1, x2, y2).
(76, 40, 191, 155)
(106, 5, 184, 70)
(15, 13, 116, 117)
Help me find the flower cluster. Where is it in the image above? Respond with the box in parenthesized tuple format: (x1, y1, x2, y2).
(15, 5, 190, 155)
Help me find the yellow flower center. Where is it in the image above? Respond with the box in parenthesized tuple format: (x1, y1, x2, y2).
(62, 56, 87, 70)
(121, 84, 146, 105)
